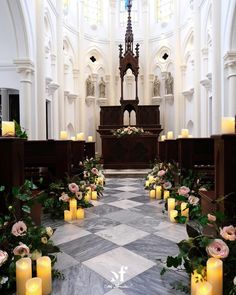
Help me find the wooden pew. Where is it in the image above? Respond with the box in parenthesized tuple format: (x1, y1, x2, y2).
(165, 139, 178, 163)
(158, 141, 166, 162)
(85, 142, 95, 159)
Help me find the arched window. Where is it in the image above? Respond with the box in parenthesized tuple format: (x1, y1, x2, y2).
(156, 0, 173, 23)
(120, 0, 138, 27)
(84, 0, 102, 27)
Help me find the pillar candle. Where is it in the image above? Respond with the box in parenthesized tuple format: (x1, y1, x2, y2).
(221, 117, 235, 133)
(207, 258, 222, 295)
(163, 190, 170, 200)
(149, 190, 156, 199)
(178, 135, 182, 138)
(36, 256, 52, 295)
(84, 193, 91, 202)
(191, 270, 205, 295)
(64, 210, 72, 221)
(169, 209, 178, 223)
(145, 180, 150, 187)
(181, 129, 189, 138)
(167, 131, 173, 139)
(167, 198, 175, 213)
(196, 282, 212, 295)
(76, 133, 82, 140)
(181, 202, 189, 219)
(155, 185, 162, 199)
(88, 136, 93, 142)
(70, 136, 75, 141)
(69, 198, 77, 220)
(160, 135, 166, 141)
(26, 277, 42, 295)
(60, 131, 67, 140)
(16, 257, 32, 295)
(76, 208, 85, 219)
(2, 121, 15, 136)
(91, 191, 97, 200)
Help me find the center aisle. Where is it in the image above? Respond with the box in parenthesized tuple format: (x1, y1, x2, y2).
(50, 177, 189, 295)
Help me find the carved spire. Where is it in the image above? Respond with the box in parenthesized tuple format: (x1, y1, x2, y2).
(125, 0, 133, 53)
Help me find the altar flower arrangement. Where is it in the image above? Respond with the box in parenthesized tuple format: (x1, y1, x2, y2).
(112, 126, 146, 137)
(161, 213, 236, 295)
(0, 184, 61, 292)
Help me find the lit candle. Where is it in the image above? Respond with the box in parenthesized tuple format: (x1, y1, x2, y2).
(169, 209, 178, 223)
(167, 131, 173, 139)
(26, 277, 42, 295)
(64, 210, 72, 222)
(76, 133, 82, 140)
(181, 129, 189, 138)
(221, 117, 235, 133)
(88, 136, 93, 142)
(84, 193, 91, 202)
(155, 185, 162, 199)
(16, 257, 32, 295)
(167, 198, 175, 213)
(76, 208, 85, 219)
(189, 134, 193, 138)
(70, 136, 75, 141)
(181, 202, 189, 219)
(163, 190, 170, 200)
(145, 180, 150, 187)
(178, 135, 182, 138)
(160, 135, 166, 141)
(91, 191, 97, 200)
(60, 131, 67, 140)
(149, 190, 156, 199)
(207, 258, 222, 295)
(36, 256, 52, 295)
(69, 198, 77, 220)
(191, 270, 205, 295)
(196, 282, 212, 295)
(2, 121, 15, 136)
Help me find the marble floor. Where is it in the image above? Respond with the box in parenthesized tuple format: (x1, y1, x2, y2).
(46, 177, 189, 295)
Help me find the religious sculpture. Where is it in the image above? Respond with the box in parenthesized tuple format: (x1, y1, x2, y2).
(153, 75, 161, 97)
(86, 75, 95, 97)
(165, 72, 174, 95)
(99, 77, 106, 98)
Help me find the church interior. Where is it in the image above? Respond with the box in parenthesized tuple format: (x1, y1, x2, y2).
(0, 0, 236, 294)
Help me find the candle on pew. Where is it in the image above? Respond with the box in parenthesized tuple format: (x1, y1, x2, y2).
(196, 282, 212, 295)
(76, 132, 84, 140)
(88, 136, 93, 142)
(167, 131, 173, 139)
(178, 135, 182, 138)
(64, 210, 72, 221)
(77, 208, 85, 219)
(69, 199, 77, 220)
(221, 117, 235, 133)
(16, 257, 32, 295)
(181, 129, 189, 138)
(36, 256, 52, 295)
(169, 209, 178, 223)
(160, 135, 166, 141)
(70, 136, 75, 141)
(163, 190, 170, 200)
(60, 131, 67, 140)
(149, 190, 156, 199)
(2, 121, 15, 136)
(155, 185, 162, 199)
(207, 258, 222, 295)
(26, 277, 42, 295)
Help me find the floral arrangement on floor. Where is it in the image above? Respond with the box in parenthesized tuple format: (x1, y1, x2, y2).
(161, 212, 236, 295)
(0, 182, 61, 292)
(112, 126, 146, 137)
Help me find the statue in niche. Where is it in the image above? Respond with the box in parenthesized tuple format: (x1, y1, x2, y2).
(86, 75, 95, 97)
(165, 72, 174, 95)
(153, 75, 161, 97)
(99, 77, 106, 98)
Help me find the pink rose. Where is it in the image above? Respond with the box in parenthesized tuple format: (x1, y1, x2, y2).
(207, 214, 216, 222)
(178, 186, 190, 196)
(90, 183, 97, 191)
(13, 243, 30, 257)
(163, 182, 172, 189)
(220, 225, 236, 241)
(68, 183, 79, 193)
(59, 192, 70, 202)
(188, 195, 200, 206)
(0, 250, 8, 267)
(91, 168, 99, 175)
(157, 170, 166, 177)
(11, 221, 27, 236)
(206, 239, 229, 259)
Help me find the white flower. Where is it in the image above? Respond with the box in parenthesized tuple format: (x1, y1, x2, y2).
(233, 277, 236, 286)
(0, 276, 8, 285)
(188, 195, 200, 206)
(46, 226, 53, 237)
(0, 250, 8, 267)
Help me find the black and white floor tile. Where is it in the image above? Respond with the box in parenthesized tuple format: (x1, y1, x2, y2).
(46, 177, 189, 295)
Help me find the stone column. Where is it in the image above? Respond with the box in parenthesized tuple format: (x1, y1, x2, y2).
(14, 59, 34, 138)
(73, 69, 80, 132)
(142, 0, 149, 105)
(109, 0, 116, 105)
(35, 0, 46, 139)
(211, 0, 222, 134)
(224, 52, 236, 116)
(1, 89, 9, 121)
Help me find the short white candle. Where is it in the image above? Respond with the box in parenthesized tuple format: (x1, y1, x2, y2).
(2, 121, 15, 137)
(64, 210, 72, 221)
(36, 256, 52, 295)
(60, 131, 67, 140)
(84, 193, 91, 202)
(149, 190, 156, 199)
(167, 131, 173, 139)
(88, 136, 93, 142)
(221, 117, 235, 134)
(169, 209, 178, 223)
(160, 135, 166, 141)
(91, 191, 97, 200)
(155, 185, 162, 199)
(181, 129, 189, 138)
(207, 258, 222, 295)
(16, 257, 32, 295)
(196, 282, 212, 295)
(76, 208, 85, 219)
(26, 277, 42, 295)
(191, 270, 205, 295)
(70, 136, 75, 141)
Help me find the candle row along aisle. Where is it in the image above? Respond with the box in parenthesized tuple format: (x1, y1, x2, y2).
(59, 131, 94, 141)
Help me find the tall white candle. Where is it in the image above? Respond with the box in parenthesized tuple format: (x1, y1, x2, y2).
(16, 257, 32, 295)
(181, 129, 189, 138)
(221, 117, 235, 133)
(155, 185, 162, 199)
(69, 198, 77, 220)
(26, 277, 42, 295)
(207, 258, 222, 295)
(88, 136, 93, 142)
(167, 198, 175, 213)
(36, 256, 52, 295)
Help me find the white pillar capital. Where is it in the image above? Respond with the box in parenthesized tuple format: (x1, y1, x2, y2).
(14, 59, 34, 83)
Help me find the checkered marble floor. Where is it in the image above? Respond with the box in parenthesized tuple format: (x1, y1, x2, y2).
(47, 177, 189, 295)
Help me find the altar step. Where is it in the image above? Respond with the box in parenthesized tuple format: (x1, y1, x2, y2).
(103, 169, 149, 178)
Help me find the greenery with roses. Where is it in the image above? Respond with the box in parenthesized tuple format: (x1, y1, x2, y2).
(112, 126, 147, 137)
